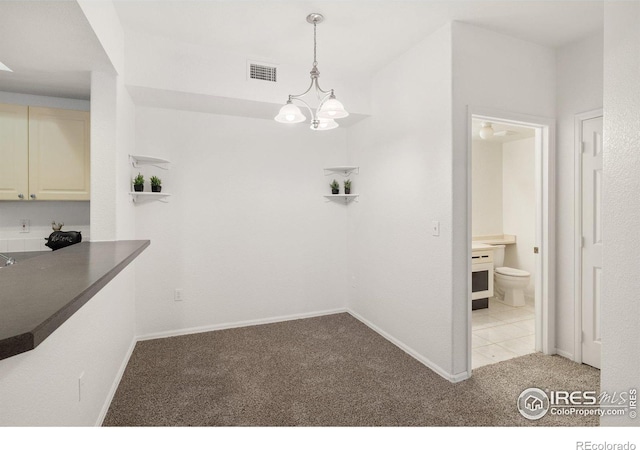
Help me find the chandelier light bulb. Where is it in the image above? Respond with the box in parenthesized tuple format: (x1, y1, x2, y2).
(317, 97, 349, 119)
(274, 102, 306, 124)
(311, 118, 339, 131)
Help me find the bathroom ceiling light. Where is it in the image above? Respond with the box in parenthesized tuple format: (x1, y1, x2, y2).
(0, 61, 12, 72)
(479, 122, 494, 139)
(274, 13, 349, 131)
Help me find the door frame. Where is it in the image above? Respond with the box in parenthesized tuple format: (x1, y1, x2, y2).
(467, 106, 556, 374)
(573, 108, 603, 364)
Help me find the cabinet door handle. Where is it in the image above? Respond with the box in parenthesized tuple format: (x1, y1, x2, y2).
(18, 194, 24, 199)
(30, 194, 36, 199)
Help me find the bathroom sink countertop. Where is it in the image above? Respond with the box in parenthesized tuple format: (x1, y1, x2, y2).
(472, 234, 517, 246)
(0, 240, 149, 360)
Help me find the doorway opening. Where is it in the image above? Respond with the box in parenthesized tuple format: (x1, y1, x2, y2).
(467, 108, 556, 374)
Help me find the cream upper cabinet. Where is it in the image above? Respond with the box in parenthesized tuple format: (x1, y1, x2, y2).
(28, 107, 90, 201)
(0, 103, 90, 201)
(0, 104, 29, 201)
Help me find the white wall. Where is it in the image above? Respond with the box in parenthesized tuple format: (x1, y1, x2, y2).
(0, 201, 90, 252)
(134, 107, 348, 337)
(555, 33, 603, 358)
(502, 137, 536, 297)
(471, 139, 503, 236)
(346, 24, 455, 379)
(452, 22, 556, 374)
(0, 265, 136, 426)
(77, 0, 125, 75)
(0, 4, 142, 427)
(115, 77, 136, 240)
(89, 71, 118, 241)
(601, 1, 640, 426)
(0, 91, 91, 250)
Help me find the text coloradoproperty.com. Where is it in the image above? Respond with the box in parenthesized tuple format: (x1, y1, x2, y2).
(551, 407, 628, 417)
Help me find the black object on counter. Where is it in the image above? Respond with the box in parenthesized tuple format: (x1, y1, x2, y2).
(45, 231, 82, 251)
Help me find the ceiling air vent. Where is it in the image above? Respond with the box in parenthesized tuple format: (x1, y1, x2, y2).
(248, 61, 277, 82)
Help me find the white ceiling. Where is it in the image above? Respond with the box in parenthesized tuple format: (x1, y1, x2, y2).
(0, 1, 113, 99)
(0, 1, 604, 101)
(114, 0, 604, 76)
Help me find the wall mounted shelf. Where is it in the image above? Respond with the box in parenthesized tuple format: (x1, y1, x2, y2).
(323, 166, 359, 177)
(324, 194, 359, 204)
(129, 192, 171, 203)
(130, 155, 171, 170)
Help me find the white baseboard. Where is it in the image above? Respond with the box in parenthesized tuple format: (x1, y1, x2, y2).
(554, 348, 574, 361)
(346, 308, 461, 383)
(136, 308, 348, 342)
(96, 336, 137, 426)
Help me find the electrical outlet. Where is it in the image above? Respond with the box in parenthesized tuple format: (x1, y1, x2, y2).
(20, 219, 30, 233)
(174, 288, 183, 302)
(78, 372, 85, 402)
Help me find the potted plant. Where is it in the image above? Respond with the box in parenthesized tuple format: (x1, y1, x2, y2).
(133, 173, 144, 192)
(344, 179, 352, 195)
(150, 176, 162, 193)
(330, 179, 340, 194)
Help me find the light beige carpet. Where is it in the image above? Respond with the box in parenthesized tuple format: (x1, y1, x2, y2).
(104, 313, 599, 426)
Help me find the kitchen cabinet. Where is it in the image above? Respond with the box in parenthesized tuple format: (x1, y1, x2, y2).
(0, 104, 90, 201)
(28, 107, 90, 201)
(0, 103, 29, 200)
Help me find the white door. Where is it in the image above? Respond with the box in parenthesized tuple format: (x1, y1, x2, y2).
(581, 116, 603, 369)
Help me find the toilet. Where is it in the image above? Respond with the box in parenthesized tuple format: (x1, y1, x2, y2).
(491, 245, 530, 307)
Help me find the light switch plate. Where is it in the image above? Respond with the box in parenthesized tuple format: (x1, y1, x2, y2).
(431, 221, 440, 236)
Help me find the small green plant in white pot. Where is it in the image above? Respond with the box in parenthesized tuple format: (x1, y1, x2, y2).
(330, 179, 340, 194)
(133, 173, 144, 192)
(150, 176, 162, 193)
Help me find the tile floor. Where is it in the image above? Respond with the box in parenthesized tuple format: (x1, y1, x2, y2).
(472, 297, 536, 369)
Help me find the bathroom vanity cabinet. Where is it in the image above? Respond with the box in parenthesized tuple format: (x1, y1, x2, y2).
(471, 246, 494, 310)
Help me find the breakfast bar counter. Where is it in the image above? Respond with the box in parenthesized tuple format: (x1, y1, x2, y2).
(0, 240, 149, 360)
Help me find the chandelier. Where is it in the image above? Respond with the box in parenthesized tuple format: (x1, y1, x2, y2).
(274, 13, 349, 131)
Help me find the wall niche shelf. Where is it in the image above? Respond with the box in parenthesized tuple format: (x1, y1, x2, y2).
(324, 194, 359, 204)
(130, 155, 171, 170)
(129, 192, 172, 203)
(323, 166, 359, 177)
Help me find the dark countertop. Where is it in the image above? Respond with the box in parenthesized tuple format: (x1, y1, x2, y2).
(0, 240, 150, 360)
(2, 251, 51, 262)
